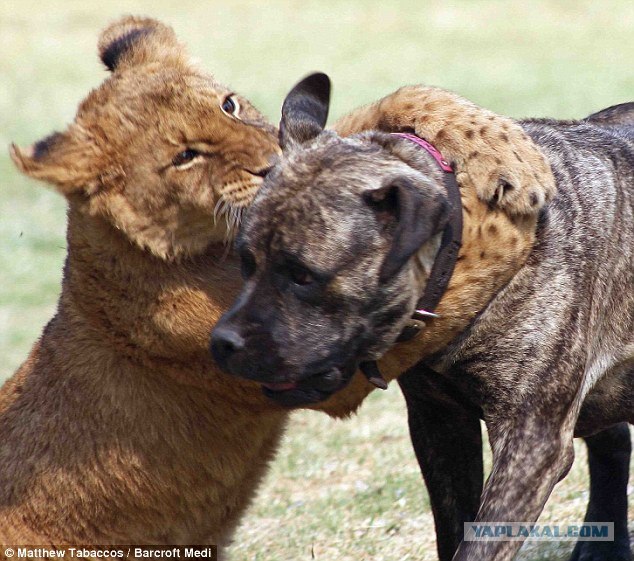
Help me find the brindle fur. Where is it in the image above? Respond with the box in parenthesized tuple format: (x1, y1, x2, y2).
(214, 76, 634, 561)
(400, 103, 634, 561)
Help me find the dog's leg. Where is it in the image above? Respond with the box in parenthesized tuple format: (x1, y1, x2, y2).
(398, 364, 483, 561)
(452, 414, 576, 561)
(569, 424, 632, 561)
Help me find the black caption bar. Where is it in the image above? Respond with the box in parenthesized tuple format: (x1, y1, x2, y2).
(1, 546, 217, 560)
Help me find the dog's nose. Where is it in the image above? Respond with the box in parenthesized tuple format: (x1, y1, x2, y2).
(210, 326, 245, 365)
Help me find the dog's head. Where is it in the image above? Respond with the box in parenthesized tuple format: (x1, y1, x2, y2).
(10, 16, 278, 261)
(211, 73, 451, 407)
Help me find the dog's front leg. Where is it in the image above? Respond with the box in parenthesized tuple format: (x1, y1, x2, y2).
(453, 415, 576, 561)
(399, 364, 484, 561)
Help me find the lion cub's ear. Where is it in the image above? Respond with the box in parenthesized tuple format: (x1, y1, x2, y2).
(98, 16, 187, 72)
(9, 127, 100, 196)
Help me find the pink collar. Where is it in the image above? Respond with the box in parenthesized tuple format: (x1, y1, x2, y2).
(391, 132, 453, 173)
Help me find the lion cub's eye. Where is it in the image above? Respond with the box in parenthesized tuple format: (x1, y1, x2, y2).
(172, 149, 200, 168)
(221, 95, 240, 117)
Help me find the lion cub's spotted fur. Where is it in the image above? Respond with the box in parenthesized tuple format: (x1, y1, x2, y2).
(2, 16, 554, 552)
(334, 85, 555, 214)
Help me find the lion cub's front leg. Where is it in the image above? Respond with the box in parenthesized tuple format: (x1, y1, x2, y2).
(333, 86, 555, 216)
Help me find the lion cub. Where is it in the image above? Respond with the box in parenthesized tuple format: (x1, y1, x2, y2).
(3, 18, 553, 553)
(3, 16, 283, 548)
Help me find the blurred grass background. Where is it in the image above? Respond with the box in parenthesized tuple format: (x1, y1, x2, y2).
(0, 1, 632, 559)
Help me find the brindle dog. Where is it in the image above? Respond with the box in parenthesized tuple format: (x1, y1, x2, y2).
(212, 75, 634, 561)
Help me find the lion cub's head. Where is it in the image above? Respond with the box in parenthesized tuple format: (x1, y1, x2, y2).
(10, 16, 279, 260)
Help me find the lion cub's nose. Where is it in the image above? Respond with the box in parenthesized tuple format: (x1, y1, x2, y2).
(210, 327, 246, 366)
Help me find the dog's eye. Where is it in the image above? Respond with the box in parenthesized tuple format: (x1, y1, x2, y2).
(221, 95, 240, 117)
(240, 250, 257, 280)
(288, 263, 314, 286)
(172, 149, 200, 167)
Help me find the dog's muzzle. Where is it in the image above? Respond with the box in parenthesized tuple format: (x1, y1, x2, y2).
(210, 324, 357, 407)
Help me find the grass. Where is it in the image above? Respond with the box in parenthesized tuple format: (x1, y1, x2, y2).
(0, 1, 632, 559)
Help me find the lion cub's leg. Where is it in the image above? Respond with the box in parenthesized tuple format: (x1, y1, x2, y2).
(333, 86, 555, 216)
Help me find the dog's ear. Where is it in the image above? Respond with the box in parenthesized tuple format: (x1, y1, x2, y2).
(9, 126, 100, 196)
(279, 73, 331, 149)
(364, 176, 449, 283)
(98, 16, 187, 72)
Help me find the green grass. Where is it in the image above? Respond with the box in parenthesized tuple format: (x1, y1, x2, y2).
(0, 1, 632, 559)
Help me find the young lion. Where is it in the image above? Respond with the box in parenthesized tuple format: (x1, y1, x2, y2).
(4, 16, 283, 549)
(3, 16, 554, 554)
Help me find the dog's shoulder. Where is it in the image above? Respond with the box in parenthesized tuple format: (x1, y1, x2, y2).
(520, 116, 634, 200)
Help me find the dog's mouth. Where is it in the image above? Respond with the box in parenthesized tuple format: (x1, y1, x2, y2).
(261, 367, 352, 407)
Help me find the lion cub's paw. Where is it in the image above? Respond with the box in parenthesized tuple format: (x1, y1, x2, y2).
(452, 121, 556, 215)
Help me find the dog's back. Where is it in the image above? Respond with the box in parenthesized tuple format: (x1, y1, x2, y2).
(441, 114, 634, 432)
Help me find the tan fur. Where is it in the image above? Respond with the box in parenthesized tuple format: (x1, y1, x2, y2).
(2, 17, 284, 551)
(11, 17, 276, 261)
(1, 16, 553, 551)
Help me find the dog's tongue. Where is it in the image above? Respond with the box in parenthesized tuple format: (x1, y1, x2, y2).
(262, 382, 298, 391)
(261, 369, 342, 393)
